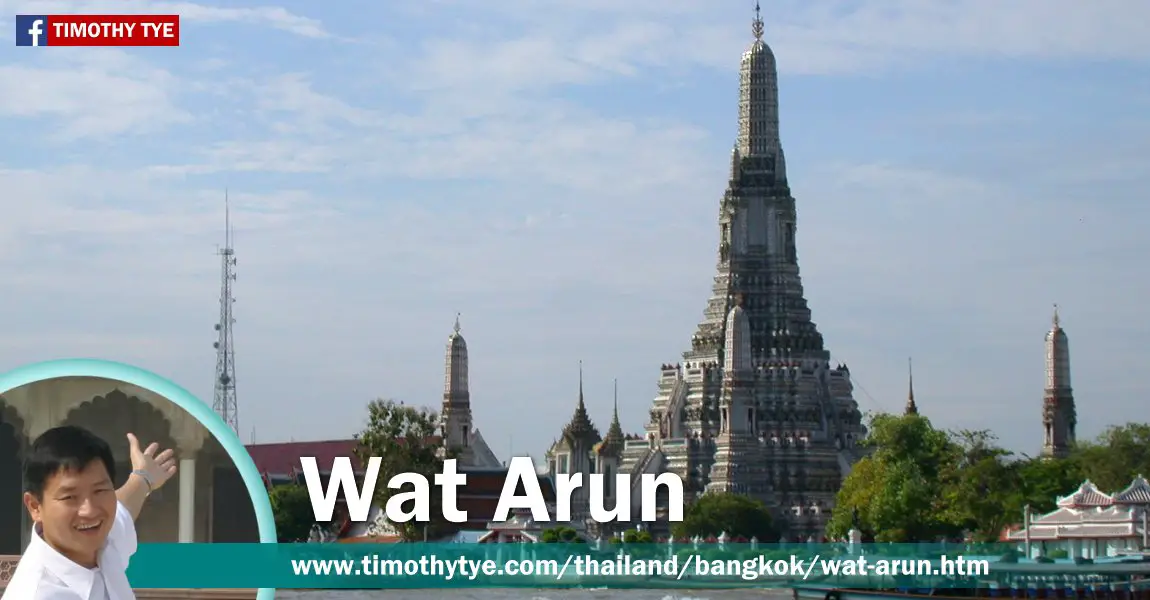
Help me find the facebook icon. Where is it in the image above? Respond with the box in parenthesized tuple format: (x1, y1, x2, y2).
(15, 15, 48, 46)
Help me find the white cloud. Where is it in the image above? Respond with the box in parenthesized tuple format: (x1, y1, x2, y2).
(0, 49, 188, 139)
(149, 70, 713, 195)
(422, 0, 1150, 75)
(790, 0, 1150, 63)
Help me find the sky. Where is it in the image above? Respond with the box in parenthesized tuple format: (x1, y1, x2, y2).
(0, 0, 1147, 464)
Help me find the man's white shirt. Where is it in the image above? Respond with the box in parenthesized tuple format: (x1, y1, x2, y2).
(2, 502, 138, 600)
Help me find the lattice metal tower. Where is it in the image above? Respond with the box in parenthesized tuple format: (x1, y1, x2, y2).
(213, 194, 239, 433)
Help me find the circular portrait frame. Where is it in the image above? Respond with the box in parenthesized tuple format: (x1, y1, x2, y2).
(0, 358, 277, 600)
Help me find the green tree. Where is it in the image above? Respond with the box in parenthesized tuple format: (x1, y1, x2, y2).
(355, 398, 457, 542)
(828, 412, 961, 542)
(622, 529, 653, 543)
(672, 492, 775, 540)
(864, 413, 957, 478)
(1014, 454, 1084, 513)
(939, 430, 1022, 542)
(541, 526, 582, 543)
(1074, 423, 1150, 492)
(870, 460, 945, 542)
(830, 415, 1150, 543)
(825, 456, 885, 540)
(269, 483, 316, 543)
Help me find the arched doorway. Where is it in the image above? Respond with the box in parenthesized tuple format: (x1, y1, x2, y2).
(0, 402, 27, 554)
(60, 390, 181, 543)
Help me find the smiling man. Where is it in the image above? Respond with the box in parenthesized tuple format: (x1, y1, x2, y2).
(4, 425, 178, 600)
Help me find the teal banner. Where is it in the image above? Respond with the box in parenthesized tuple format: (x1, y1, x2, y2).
(124, 543, 1150, 589)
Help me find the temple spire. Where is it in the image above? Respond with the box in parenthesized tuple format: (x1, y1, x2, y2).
(604, 378, 625, 445)
(578, 360, 585, 409)
(613, 378, 618, 420)
(441, 313, 472, 453)
(905, 357, 918, 415)
(736, 0, 785, 179)
(563, 360, 598, 440)
(1042, 304, 1075, 458)
(752, 1, 764, 41)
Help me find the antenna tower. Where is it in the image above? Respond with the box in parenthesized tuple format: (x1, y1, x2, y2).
(213, 193, 240, 434)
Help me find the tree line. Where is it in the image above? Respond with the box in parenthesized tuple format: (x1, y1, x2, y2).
(826, 413, 1150, 543)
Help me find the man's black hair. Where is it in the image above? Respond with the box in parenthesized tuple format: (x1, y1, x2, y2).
(23, 425, 116, 498)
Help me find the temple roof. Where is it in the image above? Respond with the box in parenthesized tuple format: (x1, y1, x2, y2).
(1033, 505, 1135, 525)
(1057, 480, 1114, 508)
(1115, 474, 1150, 504)
(597, 386, 625, 456)
(561, 362, 601, 445)
(1009, 498, 1145, 541)
(465, 429, 503, 469)
(247, 439, 366, 476)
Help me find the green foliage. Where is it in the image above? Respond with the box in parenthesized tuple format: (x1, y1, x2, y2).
(1014, 455, 1084, 513)
(671, 492, 775, 541)
(829, 414, 1150, 543)
(622, 529, 653, 543)
(1074, 423, 1150, 491)
(355, 398, 457, 542)
(828, 413, 961, 542)
(938, 429, 1026, 542)
(269, 483, 316, 543)
(540, 527, 582, 543)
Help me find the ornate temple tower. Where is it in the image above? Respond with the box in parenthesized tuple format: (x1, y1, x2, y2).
(441, 314, 474, 461)
(905, 358, 918, 416)
(1042, 305, 1076, 458)
(612, 4, 867, 540)
(546, 363, 602, 521)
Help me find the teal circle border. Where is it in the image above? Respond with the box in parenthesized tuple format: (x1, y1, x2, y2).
(0, 358, 276, 600)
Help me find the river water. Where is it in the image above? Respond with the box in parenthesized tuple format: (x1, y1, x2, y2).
(278, 591, 792, 600)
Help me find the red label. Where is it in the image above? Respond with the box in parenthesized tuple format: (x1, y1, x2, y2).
(45, 15, 180, 47)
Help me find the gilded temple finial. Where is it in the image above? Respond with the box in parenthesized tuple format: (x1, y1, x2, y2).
(752, 2, 764, 41)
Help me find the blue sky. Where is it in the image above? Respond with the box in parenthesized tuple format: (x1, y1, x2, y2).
(0, 0, 1147, 462)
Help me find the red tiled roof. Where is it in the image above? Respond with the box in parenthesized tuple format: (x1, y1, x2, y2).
(246, 439, 363, 476)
